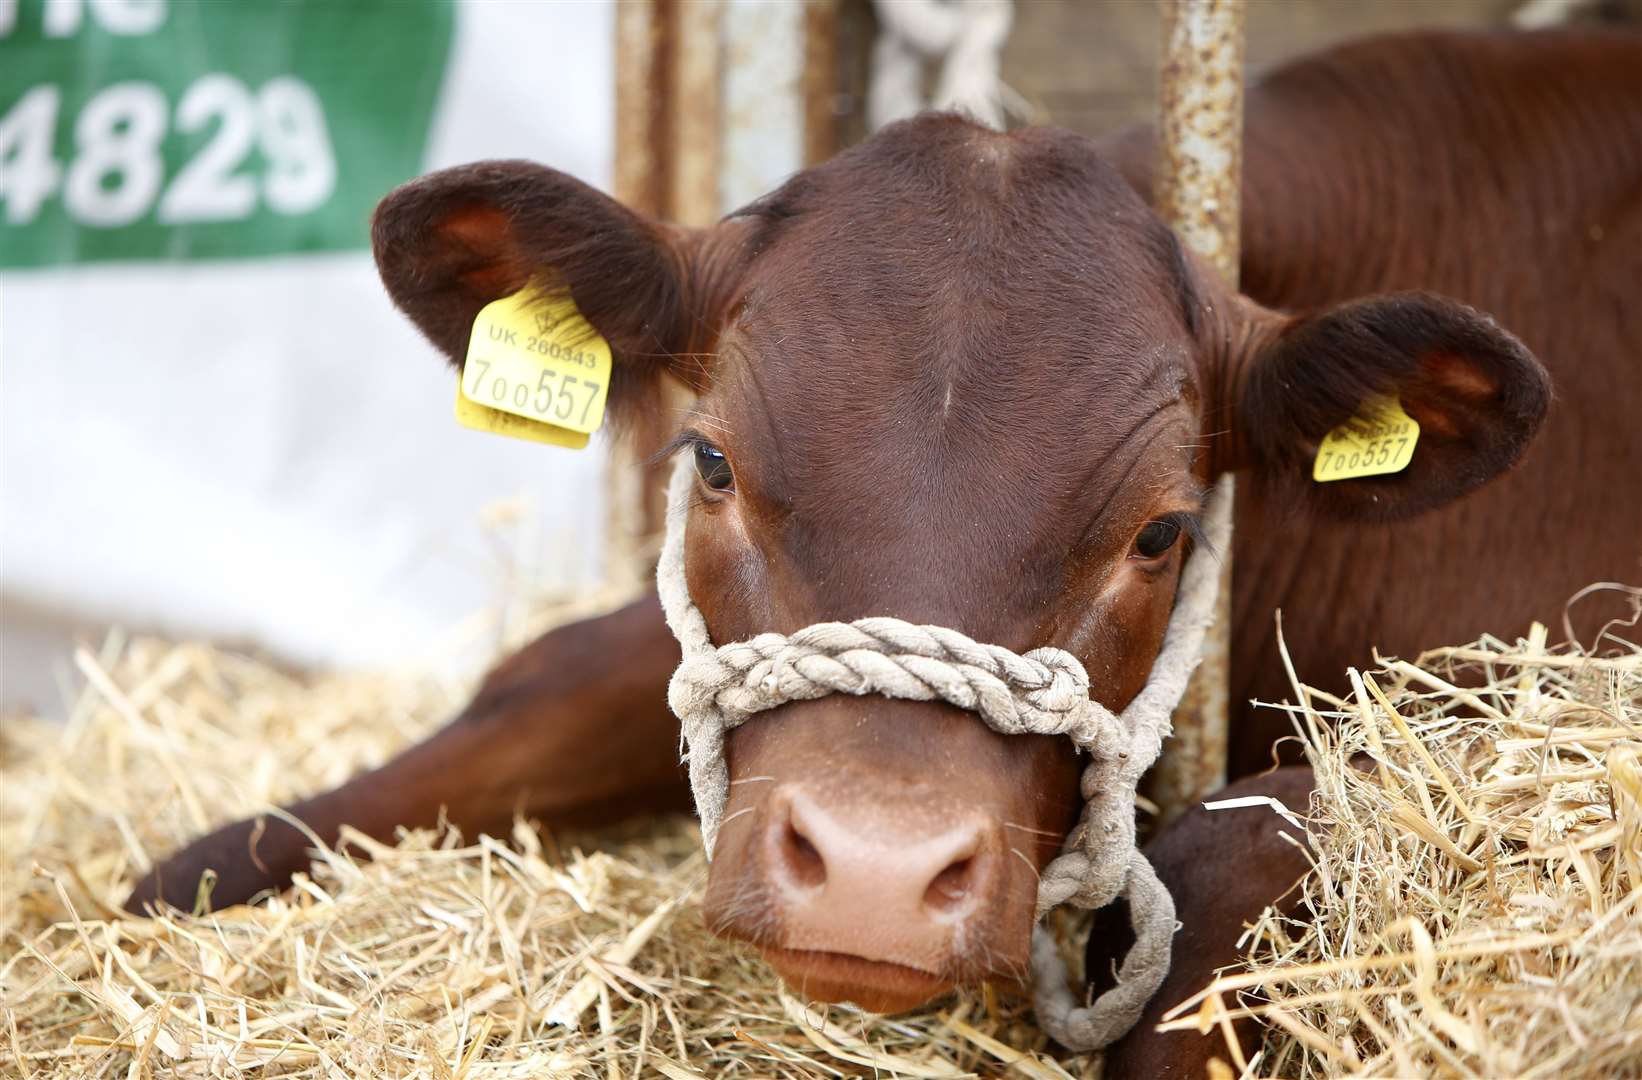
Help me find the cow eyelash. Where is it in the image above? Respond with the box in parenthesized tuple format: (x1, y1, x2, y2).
(655, 428, 714, 464)
(1131, 511, 1208, 562)
(658, 428, 735, 494)
(1158, 510, 1208, 552)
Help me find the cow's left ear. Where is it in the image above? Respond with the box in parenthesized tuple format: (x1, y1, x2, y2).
(1217, 291, 1551, 521)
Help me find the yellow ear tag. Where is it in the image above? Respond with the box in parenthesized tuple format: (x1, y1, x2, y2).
(454, 289, 612, 449)
(1312, 395, 1421, 482)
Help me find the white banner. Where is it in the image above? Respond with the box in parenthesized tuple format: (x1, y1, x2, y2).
(2, 0, 617, 703)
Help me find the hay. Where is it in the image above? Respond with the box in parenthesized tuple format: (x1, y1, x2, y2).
(5, 596, 1638, 1078)
(1163, 607, 1642, 1079)
(1, 625, 1088, 1079)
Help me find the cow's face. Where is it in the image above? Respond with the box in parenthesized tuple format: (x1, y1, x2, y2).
(374, 116, 1547, 1011)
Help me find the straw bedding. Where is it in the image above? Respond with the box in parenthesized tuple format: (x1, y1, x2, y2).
(1162, 607, 1642, 1078)
(0, 624, 1083, 1079)
(3, 597, 1638, 1078)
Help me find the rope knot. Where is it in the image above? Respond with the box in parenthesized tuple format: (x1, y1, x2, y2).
(1020, 646, 1091, 713)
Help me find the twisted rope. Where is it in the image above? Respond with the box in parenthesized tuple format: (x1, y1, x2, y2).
(674, 619, 1101, 743)
(656, 454, 1233, 1050)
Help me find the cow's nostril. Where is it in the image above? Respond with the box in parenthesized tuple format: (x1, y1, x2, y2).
(776, 809, 828, 890)
(922, 848, 987, 915)
(926, 857, 971, 905)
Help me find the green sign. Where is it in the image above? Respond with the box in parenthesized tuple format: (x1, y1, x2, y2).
(0, 0, 453, 268)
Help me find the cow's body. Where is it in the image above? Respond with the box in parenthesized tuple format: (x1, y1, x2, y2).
(129, 29, 1640, 1071)
(1207, 30, 1642, 773)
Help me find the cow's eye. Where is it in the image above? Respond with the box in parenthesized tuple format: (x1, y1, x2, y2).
(694, 442, 734, 492)
(1133, 519, 1181, 560)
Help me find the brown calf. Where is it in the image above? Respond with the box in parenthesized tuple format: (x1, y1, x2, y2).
(129, 29, 1640, 1071)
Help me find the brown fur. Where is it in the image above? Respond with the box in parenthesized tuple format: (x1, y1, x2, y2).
(130, 28, 1641, 1072)
(1105, 29, 1642, 778)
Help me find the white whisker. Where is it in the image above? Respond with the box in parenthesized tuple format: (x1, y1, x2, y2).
(1002, 820, 1061, 838)
(1010, 846, 1041, 882)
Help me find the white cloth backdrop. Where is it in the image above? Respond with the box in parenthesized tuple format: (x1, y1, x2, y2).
(1, 1, 616, 707)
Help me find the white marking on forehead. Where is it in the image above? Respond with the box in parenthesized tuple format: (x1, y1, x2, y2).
(942, 382, 954, 417)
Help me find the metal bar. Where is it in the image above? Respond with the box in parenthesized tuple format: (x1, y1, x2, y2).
(802, 0, 842, 167)
(671, 0, 724, 226)
(613, 0, 666, 217)
(721, 0, 808, 212)
(1155, 0, 1244, 282)
(607, 0, 692, 587)
(606, 0, 829, 583)
(1150, 0, 1244, 824)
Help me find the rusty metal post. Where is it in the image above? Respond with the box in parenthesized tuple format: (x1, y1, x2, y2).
(613, 0, 667, 218)
(1149, 0, 1244, 824)
(672, 0, 725, 225)
(605, 0, 723, 589)
(802, 0, 842, 166)
(606, 0, 833, 589)
(606, 0, 668, 591)
(722, 0, 807, 211)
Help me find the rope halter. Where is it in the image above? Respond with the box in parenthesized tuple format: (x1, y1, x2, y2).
(657, 454, 1233, 1051)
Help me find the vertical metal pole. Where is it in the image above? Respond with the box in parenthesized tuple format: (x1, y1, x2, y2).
(672, 0, 725, 226)
(722, 0, 807, 212)
(613, 0, 666, 219)
(606, 0, 829, 589)
(605, 0, 725, 588)
(606, 0, 671, 590)
(1150, 0, 1243, 824)
(802, 0, 842, 167)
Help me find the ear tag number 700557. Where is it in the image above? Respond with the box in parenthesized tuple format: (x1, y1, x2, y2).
(454, 289, 612, 449)
(1312, 395, 1421, 482)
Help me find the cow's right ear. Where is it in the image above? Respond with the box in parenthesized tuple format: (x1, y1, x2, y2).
(372, 161, 715, 421)
(1211, 291, 1551, 522)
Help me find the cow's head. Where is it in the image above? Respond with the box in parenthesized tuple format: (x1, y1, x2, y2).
(373, 116, 1548, 1012)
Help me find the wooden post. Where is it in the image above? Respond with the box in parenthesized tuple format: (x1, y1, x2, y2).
(1150, 0, 1244, 824)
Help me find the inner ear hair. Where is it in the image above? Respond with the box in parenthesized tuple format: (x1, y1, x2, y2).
(432, 203, 534, 300)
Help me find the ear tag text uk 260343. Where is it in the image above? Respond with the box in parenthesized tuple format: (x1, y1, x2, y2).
(1312, 395, 1421, 482)
(455, 289, 612, 449)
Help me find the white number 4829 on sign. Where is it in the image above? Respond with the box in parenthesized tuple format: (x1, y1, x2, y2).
(0, 74, 336, 227)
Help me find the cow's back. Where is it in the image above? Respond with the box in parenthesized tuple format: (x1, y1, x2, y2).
(1108, 30, 1642, 773)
